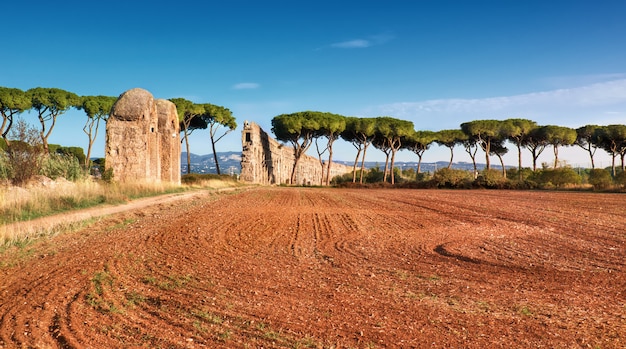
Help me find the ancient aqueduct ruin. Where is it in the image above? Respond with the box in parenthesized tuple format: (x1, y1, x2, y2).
(240, 121, 352, 185)
(105, 88, 351, 185)
(105, 88, 181, 184)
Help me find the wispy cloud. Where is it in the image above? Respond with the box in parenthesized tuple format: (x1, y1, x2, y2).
(367, 79, 626, 130)
(332, 39, 371, 48)
(330, 33, 394, 49)
(539, 73, 626, 89)
(232, 82, 260, 90)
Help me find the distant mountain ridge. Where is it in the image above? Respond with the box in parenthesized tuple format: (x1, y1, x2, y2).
(181, 152, 509, 175)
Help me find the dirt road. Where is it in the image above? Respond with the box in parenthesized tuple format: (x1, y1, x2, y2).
(1, 188, 625, 348)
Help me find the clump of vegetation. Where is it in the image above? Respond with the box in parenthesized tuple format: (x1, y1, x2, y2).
(40, 153, 85, 182)
(474, 169, 509, 189)
(587, 168, 613, 190)
(431, 168, 474, 188)
(332, 164, 626, 192)
(527, 167, 582, 189)
(4, 119, 44, 186)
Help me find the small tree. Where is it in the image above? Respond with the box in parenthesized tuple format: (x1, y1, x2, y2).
(26, 87, 80, 153)
(596, 125, 626, 176)
(170, 98, 205, 174)
(523, 126, 550, 171)
(272, 112, 317, 184)
(543, 125, 577, 168)
(373, 116, 414, 184)
(340, 117, 377, 183)
(434, 129, 466, 169)
(503, 118, 537, 179)
(312, 112, 346, 185)
(575, 125, 602, 169)
(403, 130, 436, 174)
(460, 119, 503, 170)
(0, 87, 31, 147)
(490, 140, 509, 177)
(77, 95, 117, 169)
(198, 103, 237, 175)
(6, 119, 44, 185)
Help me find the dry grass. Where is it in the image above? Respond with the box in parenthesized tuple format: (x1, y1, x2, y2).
(0, 179, 182, 224)
(0, 177, 246, 247)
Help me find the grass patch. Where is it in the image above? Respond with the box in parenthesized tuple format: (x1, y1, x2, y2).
(108, 218, 136, 231)
(192, 310, 224, 324)
(1, 175, 246, 248)
(417, 273, 441, 281)
(86, 268, 124, 314)
(0, 180, 185, 226)
(517, 305, 533, 316)
(142, 274, 193, 290)
(181, 173, 241, 188)
(0, 217, 96, 251)
(125, 291, 147, 307)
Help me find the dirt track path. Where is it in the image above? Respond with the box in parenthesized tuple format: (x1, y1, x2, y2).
(0, 188, 625, 348)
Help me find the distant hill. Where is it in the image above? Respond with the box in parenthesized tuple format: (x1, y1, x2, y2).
(181, 152, 509, 175)
(181, 152, 242, 175)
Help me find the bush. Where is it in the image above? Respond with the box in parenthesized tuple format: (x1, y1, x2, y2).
(181, 173, 238, 185)
(0, 152, 9, 181)
(4, 119, 44, 185)
(40, 153, 85, 181)
(475, 169, 510, 189)
(364, 165, 385, 183)
(507, 167, 534, 181)
(415, 171, 432, 182)
(55, 146, 86, 167)
(331, 170, 362, 186)
(615, 170, 626, 189)
(431, 168, 473, 188)
(587, 169, 613, 190)
(530, 167, 582, 189)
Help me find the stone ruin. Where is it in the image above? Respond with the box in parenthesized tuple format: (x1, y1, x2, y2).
(240, 121, 352, 185)
(105, 88, 181, 184)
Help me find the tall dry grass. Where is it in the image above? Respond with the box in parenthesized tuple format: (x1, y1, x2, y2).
(0, 179, 185, 247)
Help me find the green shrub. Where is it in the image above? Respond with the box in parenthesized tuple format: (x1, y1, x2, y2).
(55, 146, 86, 167)
(415, 171, 432, 182)
(506, 167, 534, 181)
(475, 169, 510, 189)
(0, 152, 9, 180)
(587, 169, 613, 190)
(615, 170, 626, 188)
(4, 119, 44, 185)
(530, 167, 582, 189)
(330, 170, 361, 186)
(365, 165, 385, 183)
(7, 141, 43, 186)
(40, 153, 85, 181)
(431, 168, 473, 188)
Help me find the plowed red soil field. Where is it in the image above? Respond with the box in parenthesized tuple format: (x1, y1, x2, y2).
(1, 187, 625, 348)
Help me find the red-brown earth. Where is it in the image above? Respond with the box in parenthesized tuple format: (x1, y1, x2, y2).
(0, 187, 624, 348)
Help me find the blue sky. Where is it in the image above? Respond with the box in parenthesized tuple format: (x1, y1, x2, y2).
(2, 0, 626, 168)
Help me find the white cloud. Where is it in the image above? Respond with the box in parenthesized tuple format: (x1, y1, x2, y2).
(540, 73, 626, 89)
(330, 33, 394, 49)
(368, 79, 626, 130)
(331, 39, 371, 49)
(232, 82, 260, 90)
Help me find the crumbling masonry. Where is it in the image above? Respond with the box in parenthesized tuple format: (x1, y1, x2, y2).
(240, 121, 352, 185)
(105, 88, 181, 184)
